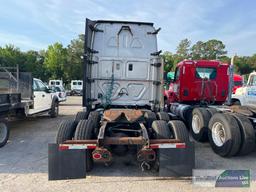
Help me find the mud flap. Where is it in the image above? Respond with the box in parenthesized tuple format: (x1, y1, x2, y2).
(48, 144, 87, 180)
(159, 142, 195, 177)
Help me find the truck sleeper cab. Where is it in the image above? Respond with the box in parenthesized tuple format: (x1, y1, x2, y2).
(49, 19, 195, 180)
(168, 60, 229, 105)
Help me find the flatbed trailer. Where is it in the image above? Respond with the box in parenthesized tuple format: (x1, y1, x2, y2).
(0, 66, 59, 147)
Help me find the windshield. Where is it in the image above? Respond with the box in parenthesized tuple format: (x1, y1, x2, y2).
(196, 67, 216, 79)
(54, 86, 64, 92)
(234, 81, 243, 86)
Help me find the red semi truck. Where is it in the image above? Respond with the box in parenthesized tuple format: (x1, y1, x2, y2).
(165, 60, 256, 157)
(233, 74, 243, 94)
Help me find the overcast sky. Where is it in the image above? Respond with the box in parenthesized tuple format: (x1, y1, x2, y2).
(0, 0, 255, 56)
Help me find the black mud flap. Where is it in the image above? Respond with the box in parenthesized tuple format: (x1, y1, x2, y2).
(159, 142, 195, 177)
(48, 144, 87, 180)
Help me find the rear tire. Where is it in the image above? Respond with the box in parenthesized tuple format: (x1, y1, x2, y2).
(152, 120, 171, 139)
(156, 112, 170, 122)
(231, 113, 255, 156)
(0, 122, 9, 148)
(191, 108, 211, 142)
(168, 120, 189, 143)
(50, 101, 59, 118)
(74, 111, 89, 125)
(74, 120, 94, 171)
(88, 111, 101, 137)
(206, 108, 218, 116)
(144, 111, 157, 129)
(56, 120, 76, 144)
(208, 113, 241, 157)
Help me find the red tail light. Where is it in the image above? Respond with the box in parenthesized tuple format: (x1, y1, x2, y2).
(93, 153, 102, 160)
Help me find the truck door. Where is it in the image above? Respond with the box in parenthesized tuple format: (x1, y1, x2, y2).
(173, 66, 181, 99)
(33, 79, 52, 112)
(246, 74, 256, 106)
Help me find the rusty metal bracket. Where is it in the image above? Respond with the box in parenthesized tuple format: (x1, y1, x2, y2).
(97, 122, 107, 147)
(140, 123, 149, 147)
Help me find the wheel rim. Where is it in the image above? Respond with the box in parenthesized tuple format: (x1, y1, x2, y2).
(212, 122, 226, 147)
(192, 114, 201, 134)
(0, 123, 8, 143)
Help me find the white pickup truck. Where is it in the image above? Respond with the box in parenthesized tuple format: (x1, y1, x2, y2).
(232, 71, 256, 107)
(0, 68, 59, 147)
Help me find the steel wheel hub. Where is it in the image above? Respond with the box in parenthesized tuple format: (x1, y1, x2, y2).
(192, 114, 201, 134)
(212, 122, 226, 147)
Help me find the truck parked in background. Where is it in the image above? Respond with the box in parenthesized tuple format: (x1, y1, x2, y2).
(0, 66, 59, 147)
(232, 71, 256, 106)
(70, 80, 83, 95)
(233, 74, 243, 94)
(165, 60, 256, 157)
(49, 79, 63, 87)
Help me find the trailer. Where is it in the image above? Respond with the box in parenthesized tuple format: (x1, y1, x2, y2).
(48, 19, 195, 180)
(164, 59, 256, 157)
(0, 66, 59, 147)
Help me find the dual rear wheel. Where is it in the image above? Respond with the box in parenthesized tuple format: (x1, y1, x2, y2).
(152, 120, 189, 142)
(189, 107, 255, 157)
(56, 111, 101, 171)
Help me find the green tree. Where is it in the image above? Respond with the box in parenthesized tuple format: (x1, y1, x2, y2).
(66, 34, 84, 82)
(191, 39, 227, 60)
(248, 54, 256, 70)
(234, 56, 253, 75)
(0, 45, 26, 69)
(24, 50, 50, 82)
(44, 42, 68, 81)
(161, 51, 174, 72)
(203, 39, 227, 59)
(176, 38, 191, 59)
(191, 41, 205, 60)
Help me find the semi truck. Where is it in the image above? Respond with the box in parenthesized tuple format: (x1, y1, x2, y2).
(48, 19, 195, 180)
(232, 71, 256, 106)
(0, 66, 59, 147)
(165, 60, 256, 157)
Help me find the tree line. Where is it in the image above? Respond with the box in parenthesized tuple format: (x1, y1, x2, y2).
(162, 38, 256, 75)
(0, 36, 255, 85)
(0, 34, 84, 84)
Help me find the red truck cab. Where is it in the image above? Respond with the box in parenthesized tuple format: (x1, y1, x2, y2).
(165, 60, 229, 105)
(233, 74, 243, 94)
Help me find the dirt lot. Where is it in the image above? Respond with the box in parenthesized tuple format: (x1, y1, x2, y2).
(0, 96, 255, 192)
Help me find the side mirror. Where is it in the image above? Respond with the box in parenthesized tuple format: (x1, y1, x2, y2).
(45, 87, 54, 93)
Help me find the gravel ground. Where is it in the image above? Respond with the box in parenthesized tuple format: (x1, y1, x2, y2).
(0, 96, 255, 192)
